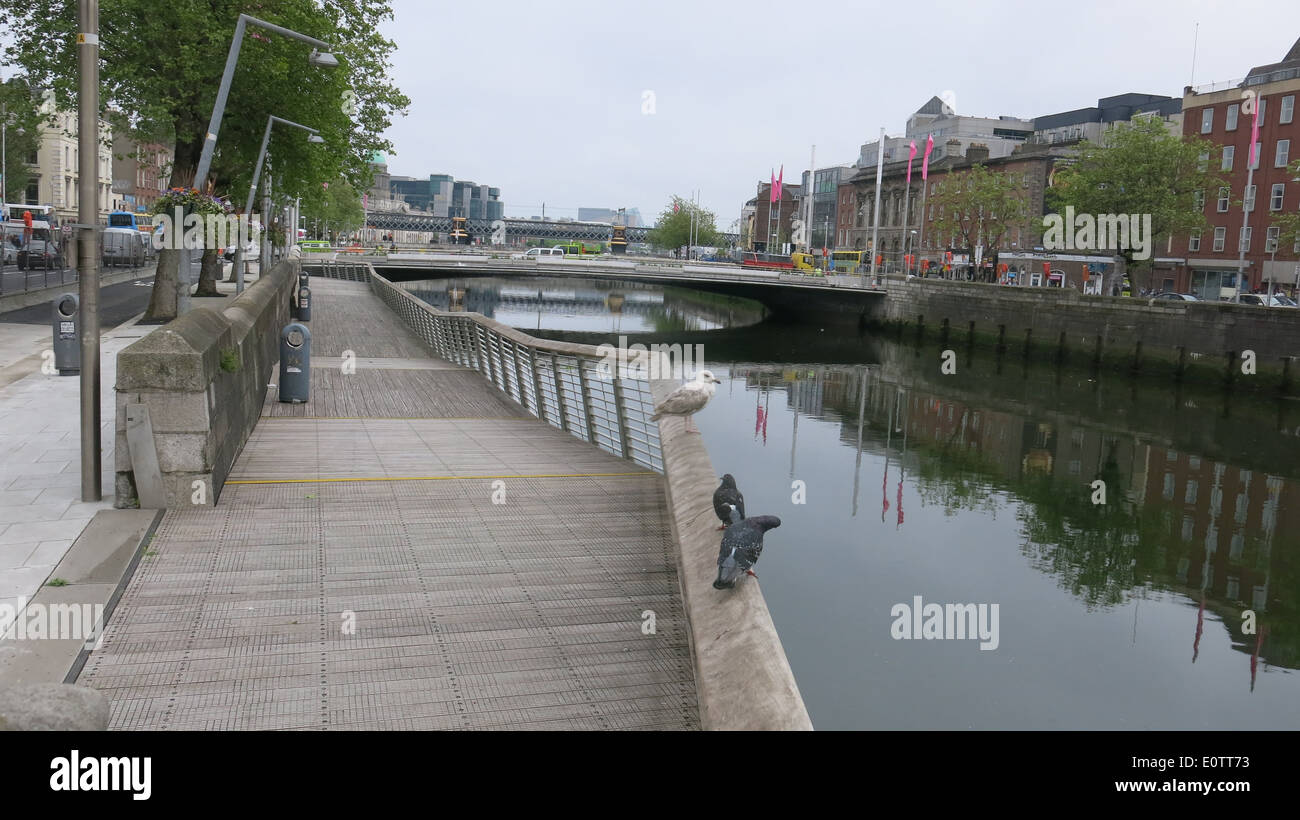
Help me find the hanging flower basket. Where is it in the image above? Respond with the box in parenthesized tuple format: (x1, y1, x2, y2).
(151, 187, 235, 217)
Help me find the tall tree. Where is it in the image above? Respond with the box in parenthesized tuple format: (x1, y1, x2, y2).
(0, 77, 46, 203)
(0, 0, 409, 319)
(648, 196, 719, 253)
(301, 177, 364, 243)
(1272, 159, 1300, 271)
(930, 164, 1028, 281)
(1047, 118, 1225, 292)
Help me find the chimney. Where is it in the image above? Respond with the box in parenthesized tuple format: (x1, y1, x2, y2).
(965, 142, 990, 163)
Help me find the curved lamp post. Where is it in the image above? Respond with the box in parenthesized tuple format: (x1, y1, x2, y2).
(232, 116, 322, 293)
(181, 14, 337, 312)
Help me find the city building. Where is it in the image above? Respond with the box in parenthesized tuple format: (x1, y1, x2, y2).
(744, 180, 802, 252)
(29, 109, 115, 221)
(381, 169, 504, 220)
(111, 128, 172, 214)
(1031, 93, 1183, 146)
(1169, 37, 1300, 298)
(800, 165, 853, 250)
(577, 207, 642, 226)
(855, 96, 1035, 170)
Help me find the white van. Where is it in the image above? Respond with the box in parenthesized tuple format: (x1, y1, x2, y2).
(519, 247, 564, 260)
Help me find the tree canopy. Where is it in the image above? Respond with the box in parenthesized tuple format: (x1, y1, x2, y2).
(929, 164, 1029, 274)
(648, 196, 720, 250)
(0, 78, 46, 202)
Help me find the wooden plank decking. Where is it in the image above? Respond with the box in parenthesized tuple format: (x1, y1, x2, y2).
(79, 277, 698, 730)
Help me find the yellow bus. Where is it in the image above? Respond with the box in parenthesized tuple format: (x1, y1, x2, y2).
(830, 251, 866, 273)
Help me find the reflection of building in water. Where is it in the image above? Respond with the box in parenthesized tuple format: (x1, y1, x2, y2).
(726, 360, 1300, 670)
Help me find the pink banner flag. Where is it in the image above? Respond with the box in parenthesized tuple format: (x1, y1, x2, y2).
(770, 169, 776, 203)
(775, 165, 783, 201)
(1249, 102, 1261, 167)
(921, 134, 935, 181)
(906, 141, 918, 184)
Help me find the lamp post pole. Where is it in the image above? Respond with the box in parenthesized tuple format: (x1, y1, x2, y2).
(232, 115, 320, 292)
(77, 0, 101, 502)
(184, 14, 334, 312)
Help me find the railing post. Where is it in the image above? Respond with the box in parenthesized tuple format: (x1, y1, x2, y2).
(551, 353, 570, 432)
(576, 359, 598, 444)
(528, 347, 545, 422)
(512, 340, 528, 409)
(611, 372, 632, 460)
(477, 325, 492, 382)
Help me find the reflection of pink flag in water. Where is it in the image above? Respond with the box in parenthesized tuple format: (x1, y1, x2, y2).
(755, 404, 764, 438)
(1193, 595, 1205, 663)
(1250, 625, 1268, 692)
(896, 477, 904, 528)
(882, 465, 889, 521)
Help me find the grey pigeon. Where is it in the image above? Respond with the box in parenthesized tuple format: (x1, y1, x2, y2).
(712, 474, 745, 530)
(651, 370, 722, 433)
(713, 512, 781, 590)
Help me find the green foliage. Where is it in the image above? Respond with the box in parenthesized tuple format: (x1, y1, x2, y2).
(648, 195, 720, 250)
(219, 348, 240, 373)
(930, 164, 1029, 257)
(46, 578, 68, 587)
(1047, 118, 1225, 261)
(301, 178, 365, 241)
(1273, 159, 1300, 253)
(152, 188, 235, 216)
(0, 77, 46, 201)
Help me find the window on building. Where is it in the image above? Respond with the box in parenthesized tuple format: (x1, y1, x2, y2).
(1259, 98, 1267, 121)
(1214, 226, 1226, 251)
(1250, 142, 1262, 170)
(1189, 233, 1201, 252)
(1201, 108, 1214, 133)
(1240, 226, 1252, 252)
(1226, 104, 1240, 130)
(1245, 184, 1256, 212)
(1194, 190, 1205, 211)
(1271, 183, 1285, 210)
(1266, 225, 1280, 252)
(1222, 145, 1234, 171)
(1185, 479, 1199, 505)
(1283, 95, 1295, 125)
(1276, 139, 1290, 168)
(1217, 187, 1230, 212)
(1198, 151, 1209, 172)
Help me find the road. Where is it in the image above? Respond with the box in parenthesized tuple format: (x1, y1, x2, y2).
(0, 273, 156, 327)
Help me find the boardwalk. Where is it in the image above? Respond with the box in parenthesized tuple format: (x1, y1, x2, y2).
(79, 278, 699, 730)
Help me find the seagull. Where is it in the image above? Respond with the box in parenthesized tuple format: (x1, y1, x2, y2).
(713, 512, 781, 590)
(712, 474, 745, 531)
(650, 369, 722, 433)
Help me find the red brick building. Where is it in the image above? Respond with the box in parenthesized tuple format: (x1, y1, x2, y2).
(744, 181, 802, 253)
(1169, 38, 1300, 298)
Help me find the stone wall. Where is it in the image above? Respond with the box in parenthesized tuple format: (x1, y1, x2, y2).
(872, 278, 1300, 390)
(114, 259, 298, 508)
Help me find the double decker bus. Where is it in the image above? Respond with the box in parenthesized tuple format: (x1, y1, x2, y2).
(829, 250, 866, 273)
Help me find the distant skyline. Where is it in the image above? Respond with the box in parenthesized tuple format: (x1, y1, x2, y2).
(378, 0, 1300, 226)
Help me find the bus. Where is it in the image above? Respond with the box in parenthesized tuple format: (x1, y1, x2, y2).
(829, 251, 866, 273)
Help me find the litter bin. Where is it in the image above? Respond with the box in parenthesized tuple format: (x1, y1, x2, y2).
(52, 293, 79, 375)
(297, 283, 311, 322)
(279, 323, 310, 403)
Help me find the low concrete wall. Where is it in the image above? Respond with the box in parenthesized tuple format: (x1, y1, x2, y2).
(873, 278, 1300, 389)
(113, 259, 298, 508)
(650, 378, 813, 731)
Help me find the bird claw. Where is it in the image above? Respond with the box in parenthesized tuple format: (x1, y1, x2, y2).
(746, 569, 757, 578)
(715, 525, 726, 531)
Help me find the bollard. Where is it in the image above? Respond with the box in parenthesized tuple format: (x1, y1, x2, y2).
(52, 293, 80, 375)
(298, 283, 312, 322)
(293, 272, 310, 320)
(279, 323, 311, 403)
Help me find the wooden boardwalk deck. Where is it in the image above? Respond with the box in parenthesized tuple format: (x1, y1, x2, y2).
(79, 278, 698, 730)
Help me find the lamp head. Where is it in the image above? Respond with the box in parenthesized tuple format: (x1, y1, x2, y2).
(308, 49, 339, 68)
(307, 134, 325, 144)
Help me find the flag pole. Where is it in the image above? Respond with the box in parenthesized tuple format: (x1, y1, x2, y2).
(917, 133, 934, 277)
(869, 128, 884, 281)
(901, 143, 914, 276)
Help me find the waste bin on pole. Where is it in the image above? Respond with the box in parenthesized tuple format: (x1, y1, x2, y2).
(52, 293, 80, 375)
(279, 323, 311, 403)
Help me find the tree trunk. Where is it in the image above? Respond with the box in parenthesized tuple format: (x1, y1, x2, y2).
(141, 249, 179, 323)
(194, 247, 222, 296)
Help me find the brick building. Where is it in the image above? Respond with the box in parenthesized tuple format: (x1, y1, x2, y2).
(744, 180, 803, 253)
(1169, 37, 1300, 299)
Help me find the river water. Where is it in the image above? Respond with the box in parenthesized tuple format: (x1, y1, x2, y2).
(408, 275, 1300, 730)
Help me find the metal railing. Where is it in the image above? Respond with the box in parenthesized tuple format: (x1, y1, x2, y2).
(310, 261, 664, 472)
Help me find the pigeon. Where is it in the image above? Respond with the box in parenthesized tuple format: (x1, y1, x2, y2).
(712, 474, 745, 531)
(713, 512, 781, 590)
(650, 369, 722, 433)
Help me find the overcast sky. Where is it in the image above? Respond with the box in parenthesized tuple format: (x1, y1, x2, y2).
(379, 0, 1300, 226)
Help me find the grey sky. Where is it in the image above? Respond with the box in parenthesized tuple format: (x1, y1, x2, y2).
(379, 0, 1299, 227)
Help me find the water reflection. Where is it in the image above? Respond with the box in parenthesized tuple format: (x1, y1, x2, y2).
(405, 276, 767, 334)
(712, 361, 1298, 725)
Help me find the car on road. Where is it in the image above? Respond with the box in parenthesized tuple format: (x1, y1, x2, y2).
(17, 239, 63, 270)
(516, 247, 564, 260)
(223, 241, 259, 262)
(1151, 291, 1199, 301)
(1231, 293, 1294, 307)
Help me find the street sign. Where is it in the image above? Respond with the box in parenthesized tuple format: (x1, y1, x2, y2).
(62, 225, 72, 235)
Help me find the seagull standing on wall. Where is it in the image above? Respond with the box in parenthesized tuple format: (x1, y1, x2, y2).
(650, 370, 722, 433)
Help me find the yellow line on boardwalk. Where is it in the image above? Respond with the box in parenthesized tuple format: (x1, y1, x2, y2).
(226, 471, 657, 485)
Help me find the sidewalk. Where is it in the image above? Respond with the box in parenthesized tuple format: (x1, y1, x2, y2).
(0, 271, 258, 636)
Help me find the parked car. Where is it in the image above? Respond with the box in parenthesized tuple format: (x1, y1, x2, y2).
(517, 247, 564, 260)
(1152, 291, 1199, 301)
(1230, 293, 1294, 307)
(17, 239, 63, 270)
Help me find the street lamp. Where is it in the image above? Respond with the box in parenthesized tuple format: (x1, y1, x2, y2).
(182, 13, 337, 312)
(231, 115, 322, 293)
